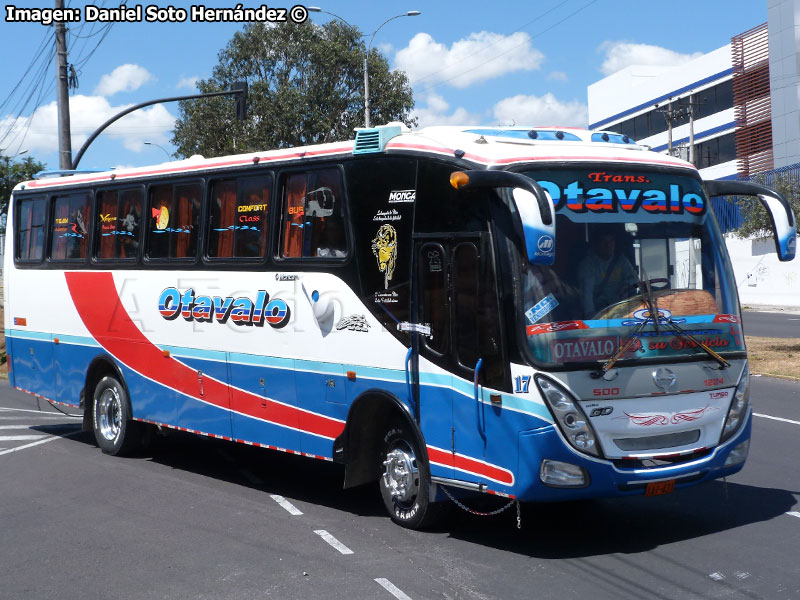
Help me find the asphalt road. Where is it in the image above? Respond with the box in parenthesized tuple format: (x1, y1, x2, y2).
(0, 377, 798, 600)
(742, 310, 800, 338)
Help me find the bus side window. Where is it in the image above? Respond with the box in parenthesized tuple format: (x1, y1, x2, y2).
(280, 168, 347, 259)
(15, 197, 46, 263)
(51, 193, 91, 261)
(208, 175, 271, 259)
(147, 182, 201, 260)
(96, 189, 142, 260)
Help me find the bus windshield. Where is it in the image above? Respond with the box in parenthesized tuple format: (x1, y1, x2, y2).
(519, 167, 744, 368)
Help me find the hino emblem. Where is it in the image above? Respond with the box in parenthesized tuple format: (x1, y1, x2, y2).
(653, 367, 677, 391)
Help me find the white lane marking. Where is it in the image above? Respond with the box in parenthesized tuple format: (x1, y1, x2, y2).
(0, 430, 83, 456)
(270, 494, 303, 516)
(0, 435, 46, 441)
(0, 407, 81, 418)
(375, 578, 413, 600)
(787, 511, 800, 519)
(0, 415, 75, 420)
(314, 530, 353, 555)
(754, 413, 800, 426)
(0, 424, 79, 430)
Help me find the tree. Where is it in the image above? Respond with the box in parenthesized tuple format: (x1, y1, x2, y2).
(733, 171, 800, 240)
(171, 20, 416, 158)
(1, 155, 46, 233)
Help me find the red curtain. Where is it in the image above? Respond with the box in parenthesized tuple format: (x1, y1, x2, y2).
(283, 174, 306, 258)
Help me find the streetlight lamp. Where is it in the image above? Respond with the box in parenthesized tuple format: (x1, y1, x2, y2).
(308, 7, 421, 128)
(144, 141, 172, 161)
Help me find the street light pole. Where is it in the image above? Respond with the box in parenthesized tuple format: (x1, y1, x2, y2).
(144, 141, 172, 160)
(308, 7, 420, 128)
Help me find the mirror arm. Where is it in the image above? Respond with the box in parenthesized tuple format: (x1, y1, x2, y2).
(454, 170, 553, 225)
(704, 179, 795, 227)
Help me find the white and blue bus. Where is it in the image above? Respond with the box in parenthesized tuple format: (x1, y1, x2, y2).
(5, 125, 796, 528)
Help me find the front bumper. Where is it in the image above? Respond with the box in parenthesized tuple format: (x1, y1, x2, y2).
(515, 410, 751, 502)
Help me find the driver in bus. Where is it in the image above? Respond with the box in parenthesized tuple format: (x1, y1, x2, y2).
(578, 229, 638, 316)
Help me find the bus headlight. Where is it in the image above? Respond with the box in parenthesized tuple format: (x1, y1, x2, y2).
(720, 364, 750, 444)
(536, 376, 600, 457)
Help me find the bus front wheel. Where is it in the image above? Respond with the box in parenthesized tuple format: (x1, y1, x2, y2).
(378, 423, 445, 529)
(92, 375, 141, 456)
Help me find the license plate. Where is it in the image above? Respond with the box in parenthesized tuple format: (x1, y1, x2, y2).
(645, 480, 675, 496)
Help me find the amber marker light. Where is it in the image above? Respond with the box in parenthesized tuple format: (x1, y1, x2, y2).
(449, 171, 470, 189)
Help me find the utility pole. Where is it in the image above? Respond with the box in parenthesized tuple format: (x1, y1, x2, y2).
(55, 0, 72, 170)
(657, 96, 705, 165)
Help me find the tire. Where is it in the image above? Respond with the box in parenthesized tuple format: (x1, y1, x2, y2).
(92, 375, 141, 456)
(378, 422, 446, 529)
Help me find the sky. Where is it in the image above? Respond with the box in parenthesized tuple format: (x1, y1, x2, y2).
(0, 0, 767, 172)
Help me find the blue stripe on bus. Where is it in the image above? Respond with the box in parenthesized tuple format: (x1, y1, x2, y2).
(5, 331, 552, 423)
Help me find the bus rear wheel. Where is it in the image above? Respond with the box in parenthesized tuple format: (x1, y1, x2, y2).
(92, 375, 141, 456)
(378, 423, 445, 529)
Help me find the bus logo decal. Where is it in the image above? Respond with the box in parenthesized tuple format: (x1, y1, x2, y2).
(157, 287, 290, 328)
(371, 224, 398, 290)
(388, 190, 415, 203)
(152, 206, 169, 230)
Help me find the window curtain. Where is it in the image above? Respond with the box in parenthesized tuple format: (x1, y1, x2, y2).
(283, 174, 306, 258)
(215, 181, 236, 257)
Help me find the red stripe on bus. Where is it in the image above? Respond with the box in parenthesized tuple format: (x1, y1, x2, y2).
(64, 271, 344, 440)
(385, 142, 692, 170)
(25, 145, 353, 188)
(427, 446, 514, 486)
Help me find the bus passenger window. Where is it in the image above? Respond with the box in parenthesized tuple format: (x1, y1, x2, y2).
(51, 193, 91, 261)
(208, 175, 271, 259)
(16, 197, 46, 262)
(96, 189, 142, 260)
(147, 182, 201, 260)
(280, 168, 347, 259)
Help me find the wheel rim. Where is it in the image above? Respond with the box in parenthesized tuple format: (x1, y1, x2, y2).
(382, 442, 420, 506)
(97, 387, 122, 442)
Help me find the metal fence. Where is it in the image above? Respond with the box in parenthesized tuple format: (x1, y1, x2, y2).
(711, 161, 800, 233)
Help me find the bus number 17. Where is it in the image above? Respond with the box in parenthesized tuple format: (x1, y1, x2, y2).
(514, 375, 532, 394)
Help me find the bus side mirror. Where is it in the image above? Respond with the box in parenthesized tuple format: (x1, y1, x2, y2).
(704, 179, 796, 261)
(450, 170, 555, 265)
(511, 186, 555, 265)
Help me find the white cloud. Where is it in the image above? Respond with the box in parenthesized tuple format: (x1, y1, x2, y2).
(176, 76, 199, 91)
(0, 94, 175, 156)
(94, 64, 155, 96)
(492, 94, 588, 128)
(599, 41, 703, 76)
(395, 31, 544, 89)
(547, 71, 568, 82)
(411, 93, 481, 129)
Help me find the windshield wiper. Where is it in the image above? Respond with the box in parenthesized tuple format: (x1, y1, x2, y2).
(592, 268, 661, 378)
(662, 318, 731, 370)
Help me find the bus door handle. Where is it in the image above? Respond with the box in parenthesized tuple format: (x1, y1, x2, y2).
(404, 347, 414, 408)
(474, 358, 486, 439)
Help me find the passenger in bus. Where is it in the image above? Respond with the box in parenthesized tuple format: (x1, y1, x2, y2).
(578, 230, 637, 316)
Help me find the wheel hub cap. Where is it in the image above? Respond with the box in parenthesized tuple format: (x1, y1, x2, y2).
(382, 447, 419, 503)
(98, 388, 122, 442)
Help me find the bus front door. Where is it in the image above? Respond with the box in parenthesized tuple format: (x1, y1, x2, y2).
(414, 234, 505, 486)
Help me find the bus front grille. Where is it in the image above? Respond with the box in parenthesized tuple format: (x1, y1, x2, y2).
(613, 429, 701, 452)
